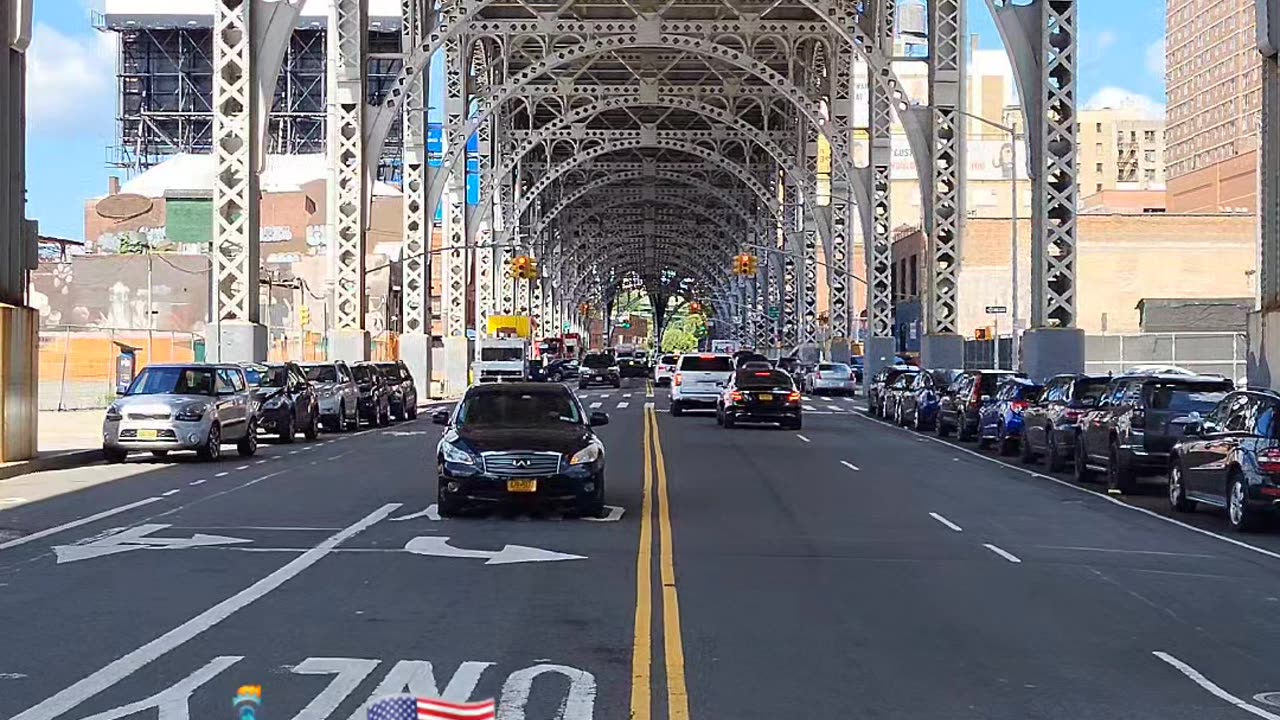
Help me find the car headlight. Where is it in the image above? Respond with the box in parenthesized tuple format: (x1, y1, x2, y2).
(175, 403, 208, 422)
(105, 404, 122, 421)
(441, 442, 477, 466)
(569, 443, 603, 465)
(263, 395, 285, 409)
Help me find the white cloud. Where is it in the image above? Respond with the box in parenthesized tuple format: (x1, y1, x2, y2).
(1084, 86, 1166, 120)
(1146, 36, 1166, 77)
(1096, 30, 1117, 53)
(24, 23, 116, 135)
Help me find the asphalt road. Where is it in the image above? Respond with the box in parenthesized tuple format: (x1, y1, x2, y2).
(2, 379, 1280, 719)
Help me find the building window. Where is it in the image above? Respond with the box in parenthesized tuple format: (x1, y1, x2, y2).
(1144, 168, 1157, 181)
(1096, 142, 1103, 155)
(1096, 122, 1103, 132)
(1095, 162, 1103, 172)
(1144, 130, 1156, 142)
(1096, 183, 1103, 192)
(1144, 149, 1155, 162)
(909, 256, 918, 297)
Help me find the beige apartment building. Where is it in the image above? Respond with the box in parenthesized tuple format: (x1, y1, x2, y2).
(1077, 107, 1167, 197)
(1165, 0, 1261, 213)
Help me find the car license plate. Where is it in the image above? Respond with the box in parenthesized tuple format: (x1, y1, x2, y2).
(758, 393, 774, 402)
(507, 479, 538, 493)
(137, 429, 158, 440)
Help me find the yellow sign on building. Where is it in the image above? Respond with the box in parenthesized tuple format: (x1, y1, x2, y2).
(487, 315, 532, 338)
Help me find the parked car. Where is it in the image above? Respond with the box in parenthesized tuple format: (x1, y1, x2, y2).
(776, 356, 801, 377)
(882, 369, 921, 425)
(734, 352, 771, 370)
(716, 368, 803, 430)
(352, 362, 393, 426)
(300, 361, 361, 432)
(373, 360, 418, 420)
(851, 356, 865, 384)
(897, 368, 963, 431)
(578, 352, 621, 389)
(241, 362, 321, 443)
(432, 382, 609, 517)
(977, 377, 1044, 456)
(103, 363, 258, 462)
(868, 366, 917, 417)
(1019, 373, 1111, 470)
(1168, 389, 1280, 531)
(544, 358, 580, 383)
(671, 353, 735, 416)
(806, 362, 858, 396)
(1075, 373, 1234, 492)
(935, 370, 1022, 440)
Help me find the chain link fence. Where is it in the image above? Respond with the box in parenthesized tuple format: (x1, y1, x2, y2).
(39, 326, 202, 411)
(962, 332, 1247, 382)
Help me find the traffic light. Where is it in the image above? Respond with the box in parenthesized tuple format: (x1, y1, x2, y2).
(732, 253, 758, 276)
(974, 327, 991, 340)
(510, 255, 540, 280)
(300, 306, 311, 328)
(688, 301, 702, 314)
(746, 254, 759, 275)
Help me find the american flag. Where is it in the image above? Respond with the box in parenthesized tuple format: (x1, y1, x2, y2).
(367, 694, 497, 720)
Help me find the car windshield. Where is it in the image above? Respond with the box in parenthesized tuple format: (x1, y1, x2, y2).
(582, 354, 614, 368)
(481, 347, 524, 362)
(351, 365, 376, 382)
(682, 356, 733, 371)
(243, 366, 287, 388)
(303, 365, 338, 383)
(736, 370, 792, 389)
(375, 363, 403, 380)
(1148, 382, 1233, 412)
(457, 388, 582, 426)
(820, 364, 850, 375)
(127, 367, 217, 396)
(1075, 379, 1109, 404)
(660, 355, 678, 364)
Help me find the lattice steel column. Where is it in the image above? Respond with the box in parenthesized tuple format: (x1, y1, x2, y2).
(399, 0, 432, 391)
(827, 42, 854, 344)
(327, 0, 369, 361)
(781, 183, 800, 349)
(441, 36, 468, 341)
(799, 121, 819, 347)
(863, 17, 897, 383)
(209, 0, 266, 362)
(987, 0, 1082, 378)
(470, 108, 496, 345)
(927, 0, 964, 336)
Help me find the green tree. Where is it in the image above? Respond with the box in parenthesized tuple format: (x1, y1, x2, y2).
(661, 325, 699, 353)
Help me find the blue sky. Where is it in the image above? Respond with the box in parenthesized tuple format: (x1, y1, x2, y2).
(26, 0, 1166, 242)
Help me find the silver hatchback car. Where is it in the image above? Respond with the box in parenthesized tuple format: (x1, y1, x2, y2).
(299, 361, 360, 431)
(102, 363, 259, 462)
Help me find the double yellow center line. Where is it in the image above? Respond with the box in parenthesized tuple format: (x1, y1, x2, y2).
(632, 406, 691, 720)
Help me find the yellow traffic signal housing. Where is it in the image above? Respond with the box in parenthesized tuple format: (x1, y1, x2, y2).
(300, 306, 311, 327)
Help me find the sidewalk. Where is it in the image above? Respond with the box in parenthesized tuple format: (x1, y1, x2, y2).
(0, 410, 106, 481)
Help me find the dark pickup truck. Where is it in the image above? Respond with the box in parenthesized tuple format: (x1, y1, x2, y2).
(1075, 372, 1234, 492)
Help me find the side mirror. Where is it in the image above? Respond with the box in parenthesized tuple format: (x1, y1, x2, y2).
(589, 411, 610, 427)
(1171, 415, 1202, 437)
(431, 409, 450, 425)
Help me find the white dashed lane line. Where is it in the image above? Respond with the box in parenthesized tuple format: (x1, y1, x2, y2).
(188, 480, 206, 487)
(929, 512, 963, 532)
(795, 434, 811, 443)
(840, 460, 860, 471)
(161, 489, 181, 497)
(214, 472, 229, 478)
(984, 543, 1022, 564)
(236, 465, 249, 471)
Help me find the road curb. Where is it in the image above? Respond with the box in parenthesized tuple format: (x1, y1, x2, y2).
(0, 449, 103, 482)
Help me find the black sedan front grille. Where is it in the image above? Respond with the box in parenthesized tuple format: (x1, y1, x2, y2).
(482, 452, 562, 477)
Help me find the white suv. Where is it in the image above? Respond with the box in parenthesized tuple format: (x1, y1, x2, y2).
(670, 353, 734, 416)
(653, 354, 679, 386)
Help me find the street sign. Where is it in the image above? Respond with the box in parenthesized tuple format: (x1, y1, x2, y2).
(767, 306, 780, 320)
(985, 305, 1008, 314)
(52, 524, 251, 564)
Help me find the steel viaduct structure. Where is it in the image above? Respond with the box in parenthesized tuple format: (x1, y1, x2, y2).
(1, 0, 1101, 460)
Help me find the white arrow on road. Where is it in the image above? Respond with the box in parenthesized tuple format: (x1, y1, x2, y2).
(53, 524, 252, 564)
(404, 536, 586, 565)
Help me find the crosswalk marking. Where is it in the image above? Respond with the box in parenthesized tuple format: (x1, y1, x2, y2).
(826, 405, 841, 412)
(803, 404, 817, 411)
(623, 393, 632, 398)
(590, 402, 603, 409)
(617, 401, 630, 409)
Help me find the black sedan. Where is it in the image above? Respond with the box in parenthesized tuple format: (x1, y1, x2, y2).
(241, 362, 321, 443)
(433, 382, 609, 517)
(543, 358, 580, 382)
(716, 369, 802, 430)
(351, 362, 392, 426)
(578, 352, 621, 388)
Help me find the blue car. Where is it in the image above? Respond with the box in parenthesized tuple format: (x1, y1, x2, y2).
(978, 377, 1045, 456)
(897, 368, 963, 430)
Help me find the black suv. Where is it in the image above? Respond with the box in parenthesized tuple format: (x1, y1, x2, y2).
(1168, 389, 1280, 532)
(1076, 373, 1233, 492)
(578, 352, 621, 389)
(374, 360, 418, 420)
(351, 362, 393, 426)
(935, 370, 1022, 441)
(1019, 374, 1110, 471)
(241, 362, 321, 443)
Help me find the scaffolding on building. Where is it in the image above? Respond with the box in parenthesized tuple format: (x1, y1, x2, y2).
(103, 25, 404, 178)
